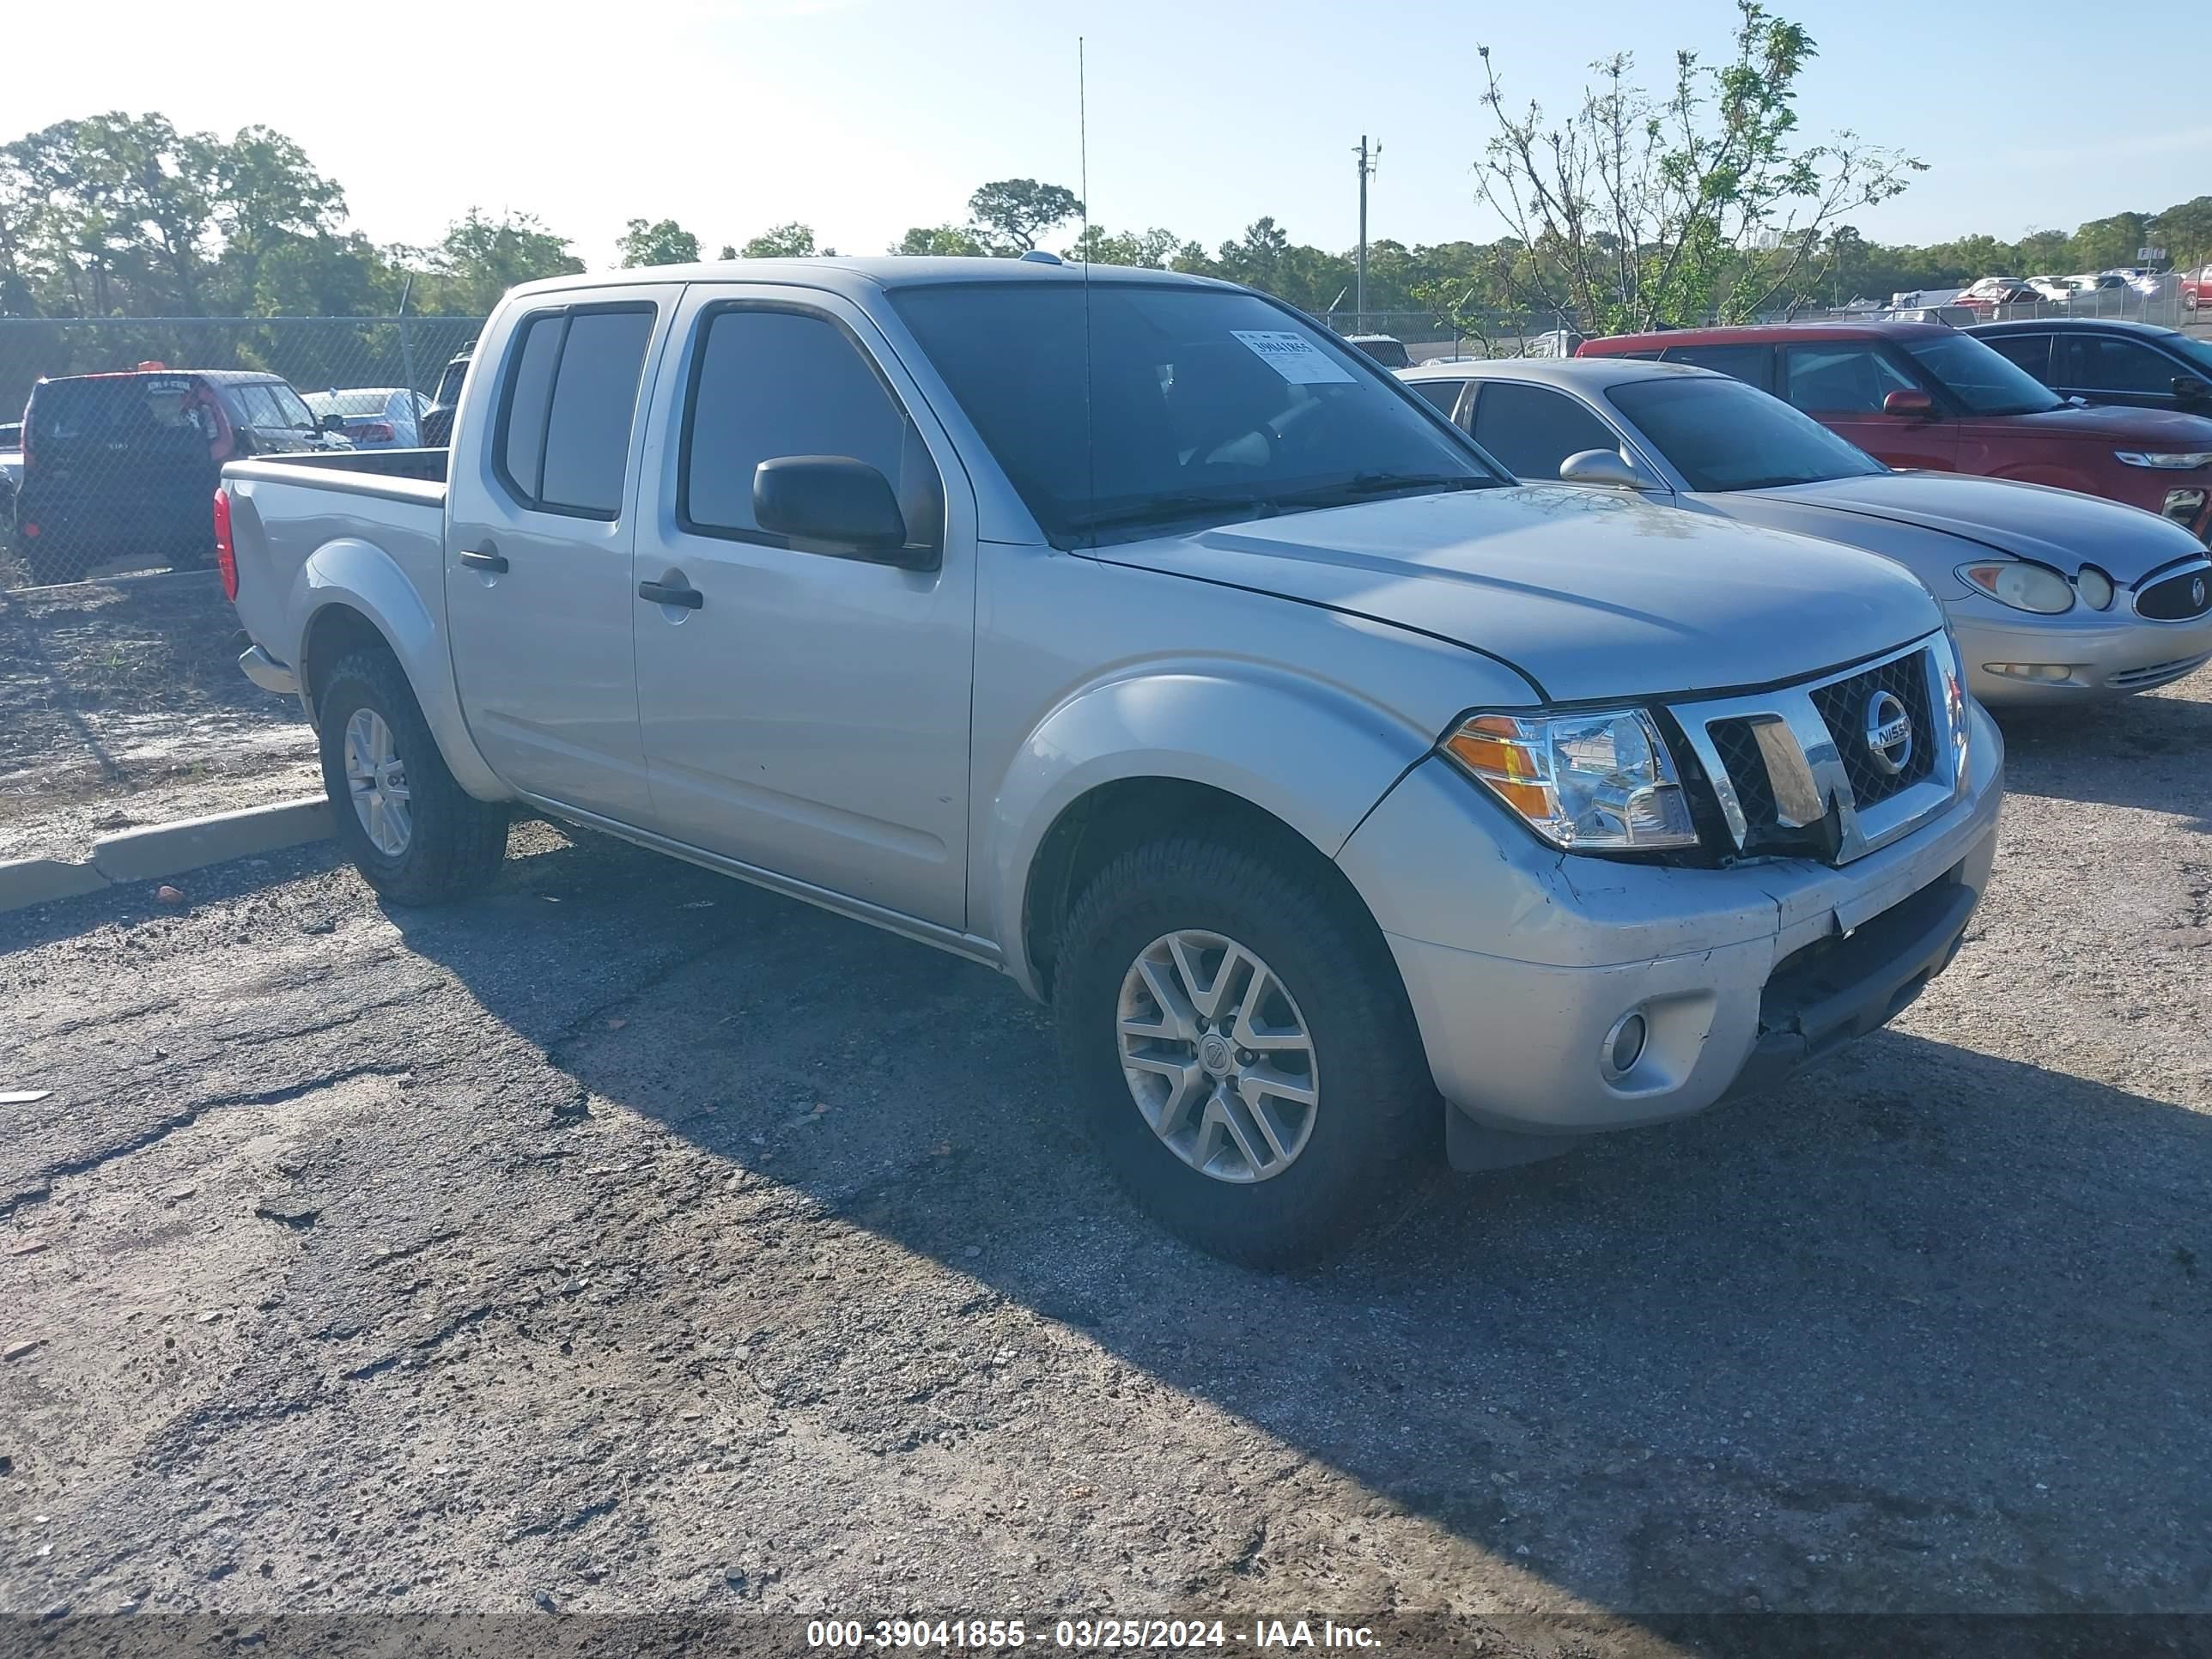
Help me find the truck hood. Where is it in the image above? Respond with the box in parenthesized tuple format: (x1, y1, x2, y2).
(1735, 471, 2208, 582)
(1093, 485, 1941, 702)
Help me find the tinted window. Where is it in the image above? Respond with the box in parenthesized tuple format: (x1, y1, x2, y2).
(2058, 335, 2181, 395)
(1979, 333, 2051, 380)
(234, 385, 287, 428)
(1781, 344, 1919, 414)
(1468, 381, 1621, 480)
(264, 384, 315, 428)
(1658, 343, 1774, 392)
(1407, 379, 1463, 416)
(540, 310, 655, 514)
(889, 282, 1498, 546)
(681, 307, 939, 550)
(1610, 376, 1886, 492)
(28, 375, 215, 453)
(1352, 337, 1411, 368)
(1899, 331, 2063, 416)
(498, 307, 655, 518)
(500, 315, 562, 499)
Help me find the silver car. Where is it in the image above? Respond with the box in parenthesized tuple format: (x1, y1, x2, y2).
(301, 387, 424, 450)
(1404, 358, 2212, 702)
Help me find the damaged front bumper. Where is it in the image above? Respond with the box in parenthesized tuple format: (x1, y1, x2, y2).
(1334, 701, 2003, 1146)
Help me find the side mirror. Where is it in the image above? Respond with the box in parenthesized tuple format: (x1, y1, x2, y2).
(1559, 448, 1650, 489)
(2173, 376, 2212, 404)
(754, 456, 930, 568)
(319, 413, 347, 434)
(1882, 388, 1936, 418)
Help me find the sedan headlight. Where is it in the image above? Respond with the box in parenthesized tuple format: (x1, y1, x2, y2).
(2076, 564, 2115, 610)
(2115, 450, 2212, 469)
(1443, 708, 1698, 851)
(1957, 559, 2075, 615)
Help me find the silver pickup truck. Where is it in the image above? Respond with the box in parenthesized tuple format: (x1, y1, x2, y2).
(221, 258, 2003, 1265)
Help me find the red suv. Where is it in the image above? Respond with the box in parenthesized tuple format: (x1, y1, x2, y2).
(1578, 322, 2212, 538)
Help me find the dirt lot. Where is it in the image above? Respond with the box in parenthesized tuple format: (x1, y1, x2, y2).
(0, 669, 2208, 1656)
(0, 570, 318, 864)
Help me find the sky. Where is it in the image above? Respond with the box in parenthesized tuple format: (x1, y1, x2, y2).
(9, 0, 2206, 268)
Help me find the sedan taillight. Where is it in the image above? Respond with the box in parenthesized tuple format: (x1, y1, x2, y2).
(213, 487, 237, 601)
(354, 422, 395, 444)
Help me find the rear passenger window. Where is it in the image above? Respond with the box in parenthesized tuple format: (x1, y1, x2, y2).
(496, 305, 656, 519)
(1658, 343, 1775, 392)
(1983, 333, 2052, 380)
(1408, 379, 1464, 416)
(679, 307, 941, 552)
(1468, 381, 1621, 481)
(2059, 335, 2178, 395)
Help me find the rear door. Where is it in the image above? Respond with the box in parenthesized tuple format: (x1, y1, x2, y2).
(628, 283, 976, 929)
(445, 284, 680, 823)
(1778, 341, 1958, 470)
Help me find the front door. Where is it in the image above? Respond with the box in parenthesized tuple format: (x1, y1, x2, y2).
(445, 284, 678, 823)
(629, 286, 977, 931)
(1779, 342, 1958, 471)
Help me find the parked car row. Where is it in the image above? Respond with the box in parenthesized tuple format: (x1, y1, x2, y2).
(4, 366, 456, 586)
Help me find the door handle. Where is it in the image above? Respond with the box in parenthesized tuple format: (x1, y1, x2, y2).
(459, 543, 507, 573)
(637, 579, 703, 611)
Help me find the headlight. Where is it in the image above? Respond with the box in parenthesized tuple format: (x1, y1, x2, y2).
(1957, 559, 2075, 614)
(2115, 450, 2212, 469)
(1443, 708, 1698, 851)
(2076, 565, 2115, 610)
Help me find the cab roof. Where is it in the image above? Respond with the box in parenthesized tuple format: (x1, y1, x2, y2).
(502, 256, 1237, 301)
(1582, 319, 1957, 354)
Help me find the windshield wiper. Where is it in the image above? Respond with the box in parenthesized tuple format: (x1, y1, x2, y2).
(1269, 471, 1489, 507)
(1063, 492, 1273, 533)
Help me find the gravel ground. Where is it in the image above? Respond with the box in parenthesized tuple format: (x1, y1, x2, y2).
(0, 668, 2207, 1656)
(0, 570, 317, 864)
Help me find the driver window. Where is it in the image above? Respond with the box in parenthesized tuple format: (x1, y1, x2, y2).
(2059, 336, 2179, 395)
(1468, 381, 1621, 481)
(1781, 344, 1917, 415)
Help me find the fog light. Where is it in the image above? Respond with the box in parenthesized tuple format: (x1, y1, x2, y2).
(2161, 488, 2207, 525)
(1984, 662, 2074, 683)
(1604, 1011, 1648, 1079)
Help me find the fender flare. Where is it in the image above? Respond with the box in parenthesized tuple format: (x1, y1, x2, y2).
(982, 665, 1443, 998)
(289, 538, 507, 801)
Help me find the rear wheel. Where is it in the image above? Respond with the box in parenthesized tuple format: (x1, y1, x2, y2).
(317, 647, 508, 905)
(21, 539, 93, 587)
(1052, 833, 1433, 1267)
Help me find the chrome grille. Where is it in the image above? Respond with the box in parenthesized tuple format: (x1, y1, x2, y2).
(1672, 635, 1963, 867)
(1808, 652, 1936, 810)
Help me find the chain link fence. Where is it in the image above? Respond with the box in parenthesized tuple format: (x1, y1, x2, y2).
(2, 315, 483, 589)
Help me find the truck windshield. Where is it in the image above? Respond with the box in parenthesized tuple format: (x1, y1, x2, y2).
(1899, 331, 2064, 416)
(889, 282, 1500, 545)
(1608, 376, 1887, 491)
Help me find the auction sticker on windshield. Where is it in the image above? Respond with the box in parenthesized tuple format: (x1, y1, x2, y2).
(1231, 330, 1355, 385)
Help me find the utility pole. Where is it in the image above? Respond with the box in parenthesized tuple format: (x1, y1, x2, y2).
(1354, 135, 1380, 333)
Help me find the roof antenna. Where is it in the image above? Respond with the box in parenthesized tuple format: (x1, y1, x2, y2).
(1079, 35, 1096, 548)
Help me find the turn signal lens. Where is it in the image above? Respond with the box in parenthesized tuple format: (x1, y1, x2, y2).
(1443, 708, 1698, 852)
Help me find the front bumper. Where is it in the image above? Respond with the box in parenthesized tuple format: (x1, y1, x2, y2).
(1334, 701, 2002, 1139)
(1952, 604, 2212, 702)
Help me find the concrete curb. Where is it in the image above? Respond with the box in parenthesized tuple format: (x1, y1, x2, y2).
(0, 796, 334, 915)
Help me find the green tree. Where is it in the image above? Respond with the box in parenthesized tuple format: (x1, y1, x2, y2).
(617, 217, 701, 268)
(1065, 225, 1179, 267)
(1470, 2, 1924, 331)
(2154, 197, 2212, 268)
(2070, 210, 2152, 271)
(966, 179, 1082, 253)
(410, 209, 582, 313)
(738, 222, 828, 258)
(890, 223, 988, 257)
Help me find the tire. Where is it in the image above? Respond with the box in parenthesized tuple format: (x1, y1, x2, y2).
(317, 646, 508, 905)
(1053, 833, 1434, 1268)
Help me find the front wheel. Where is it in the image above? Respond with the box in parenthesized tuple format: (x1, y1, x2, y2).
(317, 646, 508, 905)
(1053, 834, 1433, 1267)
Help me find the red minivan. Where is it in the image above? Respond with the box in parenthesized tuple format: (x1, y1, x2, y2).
(1577, 321, 2212, 539)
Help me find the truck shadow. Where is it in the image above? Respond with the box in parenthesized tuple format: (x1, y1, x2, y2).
(390, 830, 2212, 1622)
